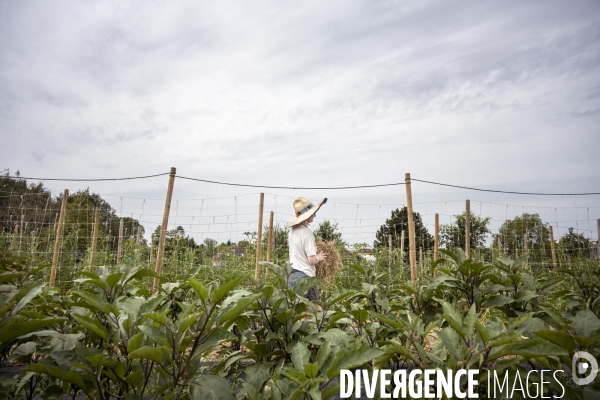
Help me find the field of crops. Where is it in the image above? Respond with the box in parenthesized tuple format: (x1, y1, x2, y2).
(1, 172, 599, 399)
(1, 245, 599, 399)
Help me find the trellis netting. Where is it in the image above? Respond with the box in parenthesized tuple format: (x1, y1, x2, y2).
(1, 170, 598, 285)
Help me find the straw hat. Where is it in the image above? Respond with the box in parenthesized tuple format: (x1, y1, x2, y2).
(287, 197, 328, 227)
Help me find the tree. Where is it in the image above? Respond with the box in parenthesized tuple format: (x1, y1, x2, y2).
(374, 207, 433, 253)
(559, 228, 592, 258)
(492, 213, 550, 263)
(203, 238, 218, 249)
(440, 212, 491, 250)
(0, 170, 59, 236)
(313, 220, 346, 247)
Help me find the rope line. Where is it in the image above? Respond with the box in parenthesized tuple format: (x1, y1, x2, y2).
(5, 174, 600, 195)
(177, 176, 405, 190)
(6, 173, 170, 182)
(410, 179, 600, 196)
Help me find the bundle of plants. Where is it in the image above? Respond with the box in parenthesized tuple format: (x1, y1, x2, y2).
(315, 239, 342, 288)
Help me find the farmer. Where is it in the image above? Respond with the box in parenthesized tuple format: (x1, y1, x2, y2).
(287, 197, 328, 300)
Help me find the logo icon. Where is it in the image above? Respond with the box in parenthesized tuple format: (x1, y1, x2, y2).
(572, 351, 598, 385)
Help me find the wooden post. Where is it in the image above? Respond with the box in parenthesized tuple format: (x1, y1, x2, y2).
(11, 224, 18, 250)
(136, 225, 141, 244)
(419, 247, 423, 264)
(524, 232, 529, 251)
(405, 173, 417, 286)
(30, 230, 35, 251)
(597, 220, 600, 262)
(400, 230, 405, 253)
(434, 213, 439, 277)
(434, 214, 439, 261)
(465, 199, 470, 259)
(149, 234, 155, 263)
(549, 226, 557, 268)
(19, 215, 24, 254)
(153, 167, 176, 292)
(388, 234, 392, 276)
(255, 193, 265, 279)
(117, 218, 124, 263)
(50, 189, 69, 287)
(267, 211, 274, 262)
(90, 207, 100, 265)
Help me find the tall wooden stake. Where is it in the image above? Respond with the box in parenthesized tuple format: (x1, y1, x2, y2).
(153, 167, 176, 292)
(597, 219, 600, 262)
(136, 225, 141, 244)
(405, 173, 417, 286)
(30, 230, 36, 257)
(400, 230, 405, 253)
(255, 193, 265, 279)
(149, 234, 155, 263)
(465, 199, 470, 259)
(11, 224, 18, 250)
(549, 225, 557, 268)
(434, 213, 439, 277)
(90, 207, 99, 265)
(117, 218, 124, 264)
(50, 189, 69, 287)
(524, 232, 529, 251)
(267, 211, 274, 262)
(434, 213, 439, 261)
(388, 234, 392, 276)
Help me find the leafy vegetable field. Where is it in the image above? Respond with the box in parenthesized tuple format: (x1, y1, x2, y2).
(1, 249, 599, 399)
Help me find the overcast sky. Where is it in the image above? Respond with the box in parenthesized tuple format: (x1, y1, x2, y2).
(1, 1, 599, 244)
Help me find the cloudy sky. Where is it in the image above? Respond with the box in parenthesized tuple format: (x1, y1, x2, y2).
(1, 1, 599, 243)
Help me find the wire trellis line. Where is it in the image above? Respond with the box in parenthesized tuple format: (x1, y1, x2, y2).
(6, 173, 600, 195)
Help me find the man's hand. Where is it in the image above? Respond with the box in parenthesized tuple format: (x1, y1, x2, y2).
(308, 251, 327, 266)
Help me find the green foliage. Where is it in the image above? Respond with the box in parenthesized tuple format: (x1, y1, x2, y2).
(440, 212, 491, 250)
(260, 224, 289, 265)
(1, 249, 599, 399)
(373, 207, 433, 255)
(313, 220, 346, 247)
(559, 228, 593, 259)
(493, 213, 551, 264)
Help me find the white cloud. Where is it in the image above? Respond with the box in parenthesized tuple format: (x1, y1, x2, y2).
(1, 0, 599, 243)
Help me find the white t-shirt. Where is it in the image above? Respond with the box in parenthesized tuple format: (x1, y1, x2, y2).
(289, 224, 317, 276)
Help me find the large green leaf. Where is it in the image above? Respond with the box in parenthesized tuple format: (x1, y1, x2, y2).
(73, 290, 112, 315)
(218, 293, 260, 326)
(326, 344, 384, 378)
(463, 304, 476, 338)
(507, 312, 534, 330)
(210, 274, 251, 303)
(513, 290, 538, 303)
(487, 331, 526, 348)
(534, 330, 576, 354)
(128, 346, 167, 363)
(0, 316, 66, 345)
(483, 295, 515, 308)
(189, 375, 236, 400)
(71, 313, 109, 340)
(571, 311, 600, 337)
(501, 337, 568, 358)
(24, 364, 86, 389)
(10, 283, 45, 316)
(290, 342, 310, 372)
(439, 327, 462, 360)
(437, 299, 462, 325)
(316, 328, 352, 347)
(189, 279, 209, 302)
